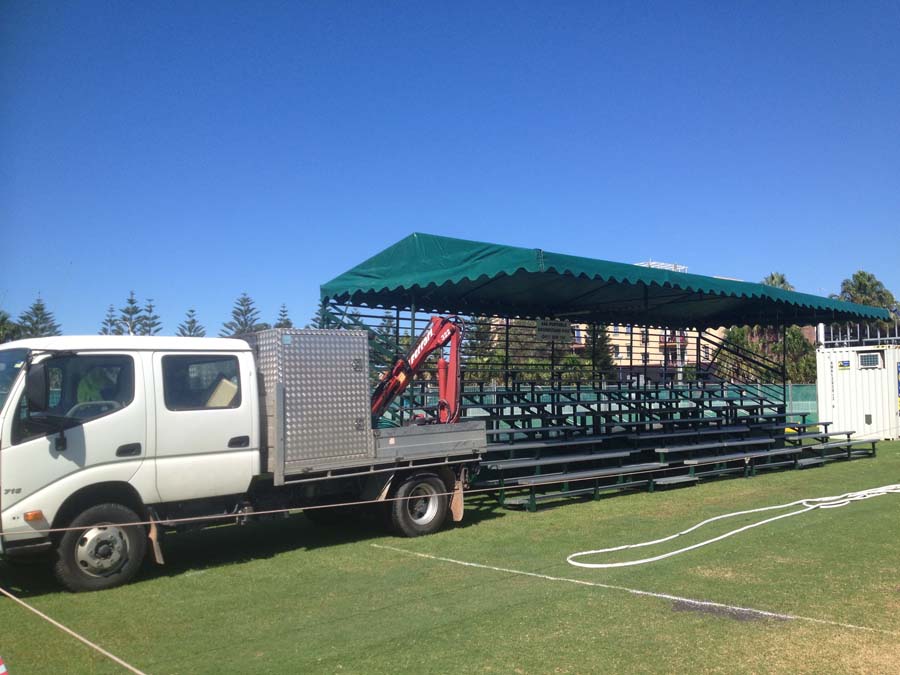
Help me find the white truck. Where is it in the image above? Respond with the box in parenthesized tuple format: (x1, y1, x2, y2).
(0, 329, 484, 591)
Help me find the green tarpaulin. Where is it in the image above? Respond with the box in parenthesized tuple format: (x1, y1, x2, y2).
(321, 233, 890, 328)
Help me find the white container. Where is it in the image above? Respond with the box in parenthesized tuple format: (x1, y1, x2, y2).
(816, 345, 900, 440)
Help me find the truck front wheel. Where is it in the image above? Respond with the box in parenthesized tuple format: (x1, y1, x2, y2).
(388, 474, 448, 537)
(54, 503, 147, 592)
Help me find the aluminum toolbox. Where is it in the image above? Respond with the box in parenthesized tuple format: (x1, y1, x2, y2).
(244, 328, 487, 485)
(244, 328, 375, 482)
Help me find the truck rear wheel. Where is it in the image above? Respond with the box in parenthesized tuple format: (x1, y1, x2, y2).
(388, 474, 448, 537)
(54, 503, 147, 592)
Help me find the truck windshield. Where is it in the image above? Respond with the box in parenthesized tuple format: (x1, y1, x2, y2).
(0, 348, 28, 411)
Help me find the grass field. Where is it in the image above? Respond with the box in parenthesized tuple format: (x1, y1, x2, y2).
(2, 442, 899, 674)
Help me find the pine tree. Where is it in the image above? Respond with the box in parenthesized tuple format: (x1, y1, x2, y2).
(462, 316, 502, 383)
(99, 305, 122, 335)
(220, 293, 263, 336)
(0, 310, 22, 343)
(177, 308, 206, 337)
(371, 311, 400, 371)
(585, 324, 614, 380)
(141, 299, 162, 336)
(274, 304, 293, 328)
(18, 297, 61, 338)
(118, 291, 143, 336)
(306, 299, 336, 329)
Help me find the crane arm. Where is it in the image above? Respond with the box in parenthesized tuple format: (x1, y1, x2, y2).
(370, 315, 463, 425)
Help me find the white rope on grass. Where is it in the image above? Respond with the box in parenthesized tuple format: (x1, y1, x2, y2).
(567, 483, 900, 569)
(0, 585, 147, 675)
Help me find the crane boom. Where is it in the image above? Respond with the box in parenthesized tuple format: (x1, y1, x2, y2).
(370, 315, 463, 425)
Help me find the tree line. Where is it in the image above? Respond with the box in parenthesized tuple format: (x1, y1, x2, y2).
(727, 270, 899, 383)
(2, 270, 898, 383)
(0, 292, 298, 342)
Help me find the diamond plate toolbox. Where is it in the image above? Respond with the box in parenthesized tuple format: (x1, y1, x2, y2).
(246, 328, 374, 482)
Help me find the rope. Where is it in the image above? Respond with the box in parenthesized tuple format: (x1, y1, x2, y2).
(0, 585, 147, 674)
(0, 422, 887, 538)
(567, 483, 900, 569)
(2, 441, 875, 537)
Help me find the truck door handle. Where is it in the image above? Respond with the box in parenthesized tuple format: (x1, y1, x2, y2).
(116, 443, 142, 457)
(228, 435, 250, 448)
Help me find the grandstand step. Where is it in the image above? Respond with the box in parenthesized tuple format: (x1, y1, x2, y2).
(486, 435, 613, 450)
(512, 462, 668, 487)
(694, 466, 748, 478)
(776, 432, 830, 441)
(653, 475, 698, 487)
(809, 439, 873, 452)
(484, 450, 637, 471)
(751, 459, 797, 471)
(684, 447, 786, 464)
(486, 424, 589, 439)
(763, 446, 803, 458)
(797, 457, 825, 469)
(504, 480, 652, 508)
(504, 487, 596, 507)
(815, 430, 854, 439)
(849, 449, 876, 459)
(657, 438, 774, 455)
(628, 425, 750, 442)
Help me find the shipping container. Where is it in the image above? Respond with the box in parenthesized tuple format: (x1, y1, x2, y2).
(816, 345, 900, 440)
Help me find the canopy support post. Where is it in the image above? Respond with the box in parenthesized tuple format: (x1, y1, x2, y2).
(407, 296, 416, 425)
(504, 318, 510, 389)
(781, 320, 787, 406)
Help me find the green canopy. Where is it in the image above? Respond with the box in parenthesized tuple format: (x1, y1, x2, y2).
(321, 233, 890, 328)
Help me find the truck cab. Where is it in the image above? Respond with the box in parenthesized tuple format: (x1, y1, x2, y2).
(0, 336, 259, 590)
(1, 330, 484, 592)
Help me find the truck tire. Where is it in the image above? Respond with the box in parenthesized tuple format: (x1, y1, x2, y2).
(53, 503, 147, 592)
(388, 474, 448, 537)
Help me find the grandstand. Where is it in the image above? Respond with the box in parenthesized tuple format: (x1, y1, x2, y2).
(320, 233, 890, 509)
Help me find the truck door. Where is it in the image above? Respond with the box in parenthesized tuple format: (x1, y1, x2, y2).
(152, 351, 255, 502)
(0, 352, 146, 523)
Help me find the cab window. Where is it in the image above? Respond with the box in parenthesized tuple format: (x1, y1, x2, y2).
(13, 354, 135, 444)
(162, 355, 241, 411)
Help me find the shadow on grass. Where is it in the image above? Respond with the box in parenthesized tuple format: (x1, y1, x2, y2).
(1, 499, 506, 598)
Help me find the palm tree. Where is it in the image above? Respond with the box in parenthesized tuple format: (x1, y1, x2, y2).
(761, 272, 794, 291)
(0, 310, 22, 343)
(834, 270, 896, 309)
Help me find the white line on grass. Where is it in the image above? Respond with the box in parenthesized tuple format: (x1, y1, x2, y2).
(372, 544, 898, 636)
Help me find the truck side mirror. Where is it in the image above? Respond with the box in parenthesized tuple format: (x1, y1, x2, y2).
(25, 362, 49, 412)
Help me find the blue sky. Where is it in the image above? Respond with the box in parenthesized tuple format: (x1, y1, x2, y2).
(2, 2, 898, 334)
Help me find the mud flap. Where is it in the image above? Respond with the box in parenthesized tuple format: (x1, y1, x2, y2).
(148, 516, 165, 565)
(450, 478, 464, 522)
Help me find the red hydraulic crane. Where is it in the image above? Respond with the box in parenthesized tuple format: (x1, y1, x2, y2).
(371, 315, 463, 425)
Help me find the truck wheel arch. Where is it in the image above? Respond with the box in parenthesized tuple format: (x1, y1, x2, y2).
(51, 482, 147, 540)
